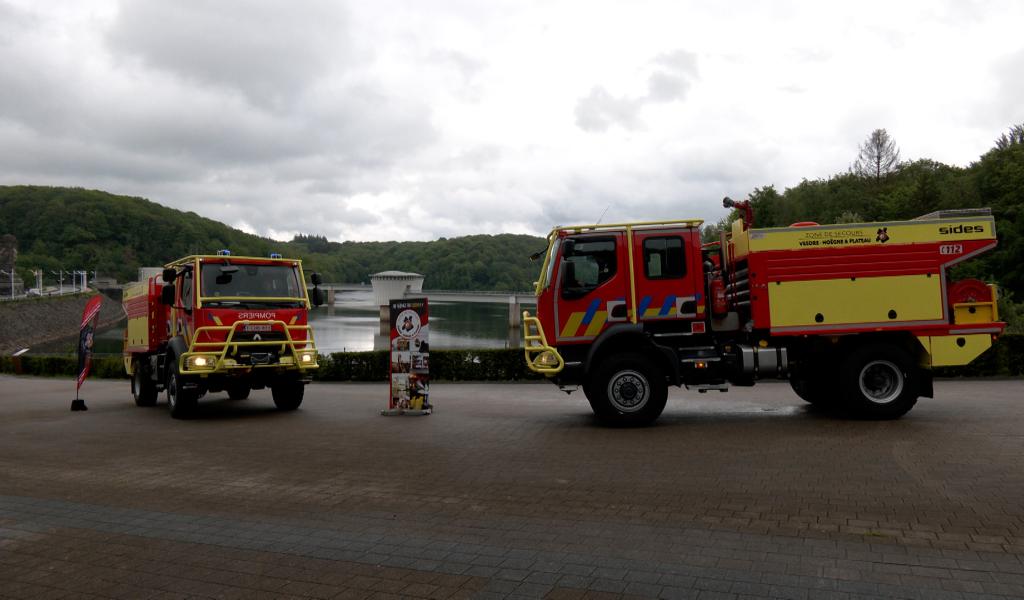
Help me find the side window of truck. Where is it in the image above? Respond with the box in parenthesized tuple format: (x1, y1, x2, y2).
(643, 236, 686, 279)
(180, 269, 193, 309)
(561, 237, 617, 300)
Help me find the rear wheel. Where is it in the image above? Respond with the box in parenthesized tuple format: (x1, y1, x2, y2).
(840, 343, 918, 419)
(131, 360, 158, 407)
(585, 353, 667, 426)
(167, 361, 198, 419)
(789, 360, 837, 406)
(271, 380, 304, 411)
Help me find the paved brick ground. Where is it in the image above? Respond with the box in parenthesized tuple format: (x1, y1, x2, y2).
(0, 374, 1022, 599)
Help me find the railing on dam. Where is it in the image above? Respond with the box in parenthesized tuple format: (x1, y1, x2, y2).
(320, 284, 537, 327)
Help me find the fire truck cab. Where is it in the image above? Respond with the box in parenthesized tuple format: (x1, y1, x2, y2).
(523, 203, 1005, 426)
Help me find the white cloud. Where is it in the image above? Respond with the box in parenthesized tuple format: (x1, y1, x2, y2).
(1, 0, 1023, 242)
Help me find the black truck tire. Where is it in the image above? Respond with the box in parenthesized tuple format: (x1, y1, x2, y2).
(585, 353, 667, 426)
(271, 381, 304, 410)
(166, 361, 198, 419)
(840, 343, 919, 419)
(790, 376, 827, 405)
(227, 382, 251, 401)
(131, 360, 158, 407)
(789, 362, 838, 407)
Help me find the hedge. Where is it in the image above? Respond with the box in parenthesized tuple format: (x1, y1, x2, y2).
(0, 349, 544, 382)
(2, 335, 1021, 381)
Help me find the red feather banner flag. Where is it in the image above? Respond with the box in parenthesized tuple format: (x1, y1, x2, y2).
(72, 296, 103, 410)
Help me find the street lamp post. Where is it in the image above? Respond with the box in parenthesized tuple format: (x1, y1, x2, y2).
(50, 270, 65, 294)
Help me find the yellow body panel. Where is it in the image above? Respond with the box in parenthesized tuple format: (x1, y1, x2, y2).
(748, 217, 994, 252)
(768, 274, 943, 328)
(126, 316, 150, 351)
(122, 281, 151, 362)
(731, 219, 751, 260)
(953, 303, 998, 324)
(917, 334, 993, 367)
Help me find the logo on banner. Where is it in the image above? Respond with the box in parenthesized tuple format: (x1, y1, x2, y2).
(395, 309, 421, 338)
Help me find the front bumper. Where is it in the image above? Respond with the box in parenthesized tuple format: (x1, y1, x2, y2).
(179, 320, 319, 375)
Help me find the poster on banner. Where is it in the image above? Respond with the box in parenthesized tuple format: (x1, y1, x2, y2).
(386, 297, 431, 415)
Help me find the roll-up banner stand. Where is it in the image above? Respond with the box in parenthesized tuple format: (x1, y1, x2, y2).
(383, 298, 431, 416)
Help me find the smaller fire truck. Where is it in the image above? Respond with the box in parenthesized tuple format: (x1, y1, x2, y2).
(523, 200, 1005, 425)
(122, 251, 323, 419)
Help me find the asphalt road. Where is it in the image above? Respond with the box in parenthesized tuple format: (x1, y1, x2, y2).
(0, 375, 1022, 599)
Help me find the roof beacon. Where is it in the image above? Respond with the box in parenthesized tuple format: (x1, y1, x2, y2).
(217, 249, 231, 256)
(270, 252, 282, 259)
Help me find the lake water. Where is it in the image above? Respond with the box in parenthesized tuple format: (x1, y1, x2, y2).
(35, 289, 522, 355)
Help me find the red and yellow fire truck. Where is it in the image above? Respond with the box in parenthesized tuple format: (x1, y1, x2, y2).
(122, 251, 323, 419)
(523, 200, 1005, 425)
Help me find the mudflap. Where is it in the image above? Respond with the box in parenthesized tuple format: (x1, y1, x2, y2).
(919, 368, 934, 398)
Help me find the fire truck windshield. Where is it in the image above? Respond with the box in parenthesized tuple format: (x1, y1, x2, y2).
(200, 263, 304, 306)
(537, 237, 561, 292)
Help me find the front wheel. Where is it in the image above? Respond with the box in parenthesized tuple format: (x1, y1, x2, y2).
(585, 353, 667, 426)
(167, 361, 198, 419)
(840, 343, 919, 419)
(271, 380, 304, 411)
(131, 360, 158, 407)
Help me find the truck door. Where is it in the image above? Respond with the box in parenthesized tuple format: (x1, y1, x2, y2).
(171, 267, 195, 341)
(631, 228, 703, 325)
(554, 233, 629, 342)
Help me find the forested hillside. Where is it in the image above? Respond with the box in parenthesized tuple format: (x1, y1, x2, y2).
(0, 186, 545, 290)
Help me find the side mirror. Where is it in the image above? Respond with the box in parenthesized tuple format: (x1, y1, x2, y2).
(160, 284, 175, 306)
(311, 287, 324, 307)
(310, 272, 322, 286)
(162, 268, 177, 283)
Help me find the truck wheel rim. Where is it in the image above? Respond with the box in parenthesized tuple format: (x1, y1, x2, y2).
(168, 375, 177, 408)
(132, 372, 141, 397)
(858, 360, 904, 404)
(607, 370, 649, 413)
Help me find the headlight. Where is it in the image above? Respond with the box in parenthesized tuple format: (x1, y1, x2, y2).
(536, 351, 559, 367)
(187, 355, 216, 370)
(299, 351, 317, 364)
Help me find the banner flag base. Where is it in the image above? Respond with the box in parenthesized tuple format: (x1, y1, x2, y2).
(70, 399, 88, 412)
(381, 408, 432, 416)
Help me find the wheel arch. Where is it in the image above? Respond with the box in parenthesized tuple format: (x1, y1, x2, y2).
(584, 324, 681, 386)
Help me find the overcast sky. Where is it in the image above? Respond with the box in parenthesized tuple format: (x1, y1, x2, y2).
(1, 1, 1022, 242)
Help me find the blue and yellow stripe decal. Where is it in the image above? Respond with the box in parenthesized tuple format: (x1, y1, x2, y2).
(559, 294, 703, 338)
(561, 298, 610, 337)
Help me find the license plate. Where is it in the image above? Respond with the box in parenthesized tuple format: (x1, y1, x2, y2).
(244, 325, 272, 332)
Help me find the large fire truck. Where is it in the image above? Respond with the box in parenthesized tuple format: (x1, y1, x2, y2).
(523, 200, 1005, 425)
(122, 251, 323, 419)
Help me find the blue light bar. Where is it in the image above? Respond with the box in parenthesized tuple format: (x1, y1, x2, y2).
(270, 252, 282, 259)
(217, 249, 231, 256)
